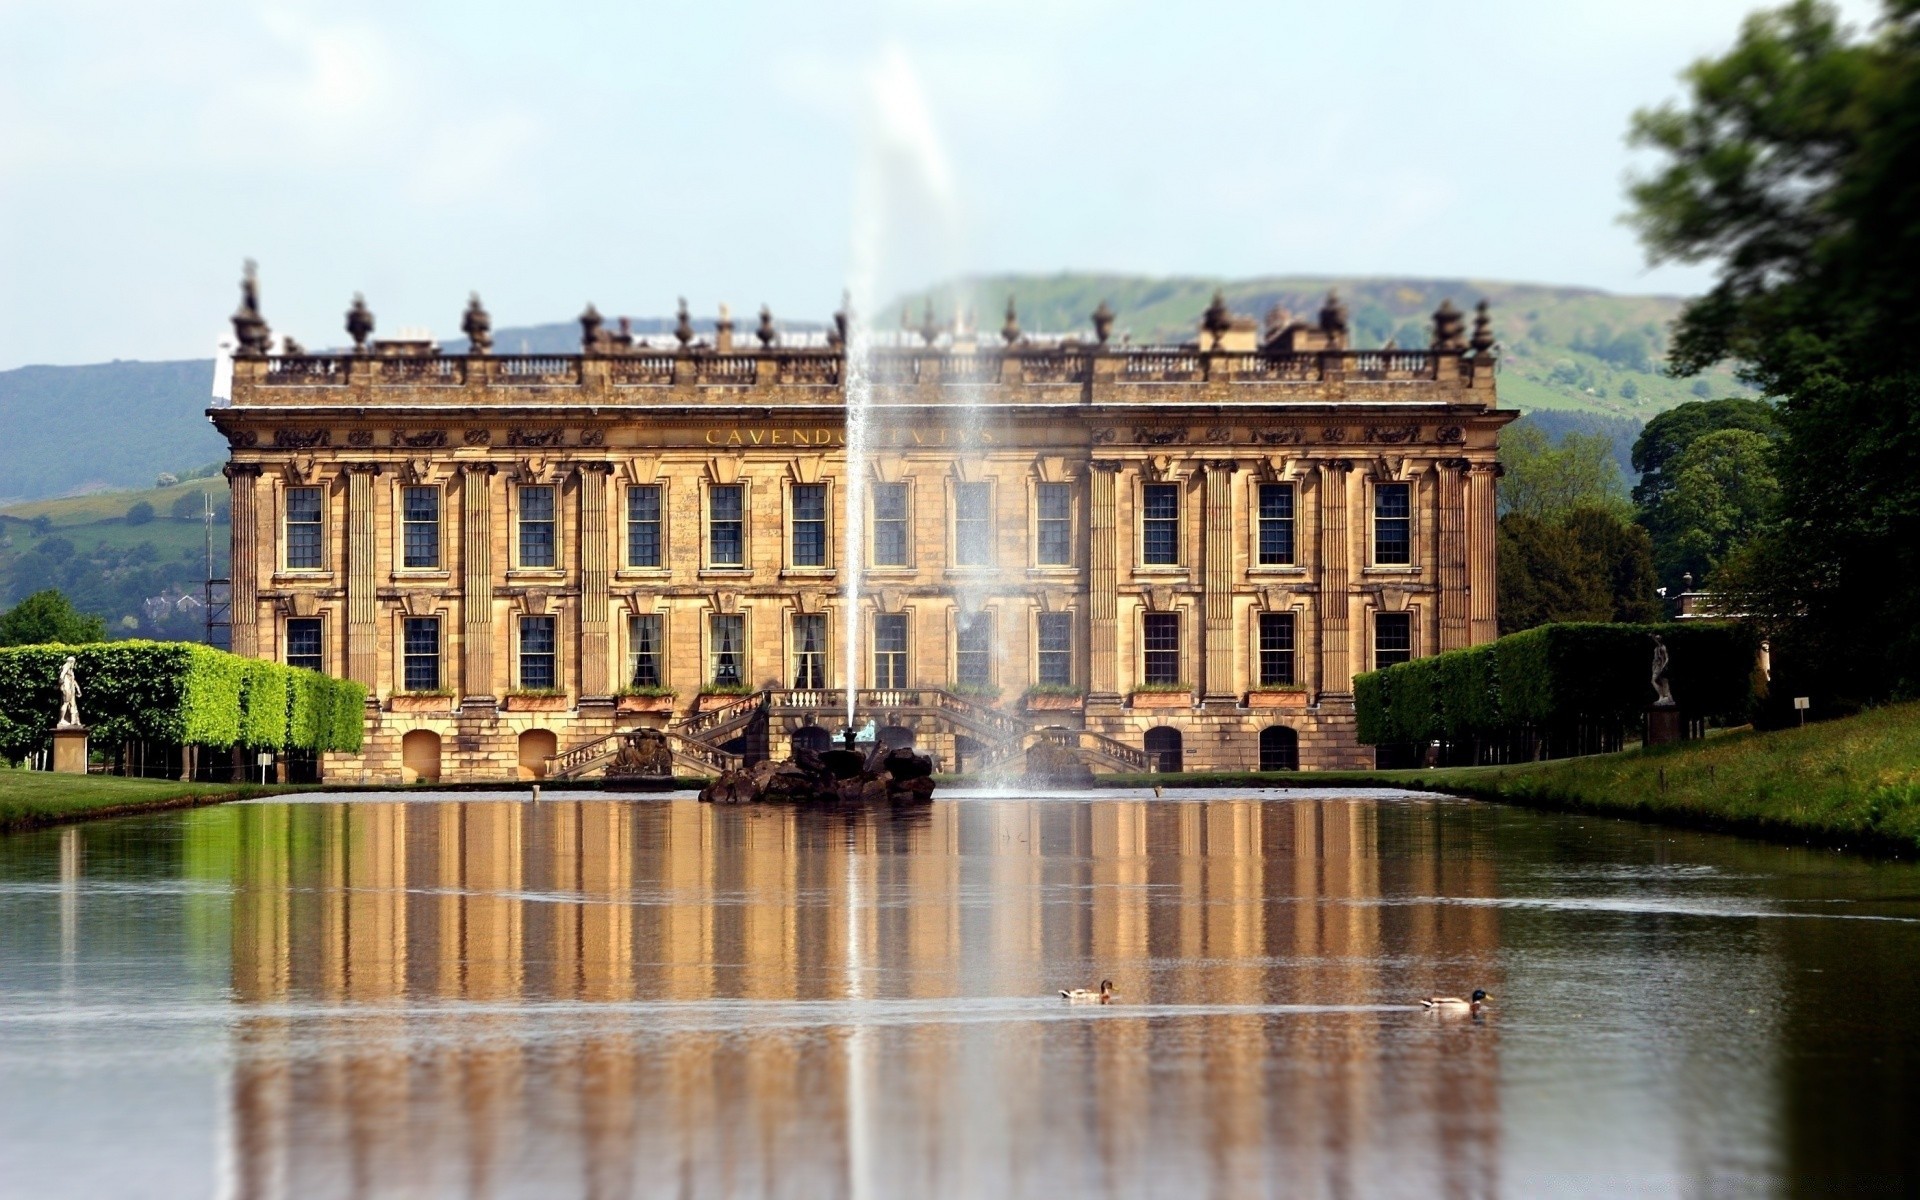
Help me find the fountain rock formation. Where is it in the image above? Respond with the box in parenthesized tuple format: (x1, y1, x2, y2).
(699, 743, 935, 805)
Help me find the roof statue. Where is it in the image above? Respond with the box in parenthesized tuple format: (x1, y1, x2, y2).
(756, 304, 778, 348)
(579, 303, 604, 350)
(344, 293, 374, 352)
(1318, 289, 1349, 335)
(1202, 290, 1233, 349)
(232, 260, 272, 357)
(918, 298, 941, 347)
(674, 297, 694, 348)
(462, 293, 492, 354)
(1001, 295, 1021, 345)
(1092, 300, 1116, 345)
(1470, 299, 1497, 355)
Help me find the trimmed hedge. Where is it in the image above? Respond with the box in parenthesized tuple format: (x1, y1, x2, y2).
(1354, 622, 1759, 750)
(0, 641, 365, 762)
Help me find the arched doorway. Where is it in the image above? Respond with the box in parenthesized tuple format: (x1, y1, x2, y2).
(791, 725, 833, 756)
(518, 729, 557, 780)
(1259, 725, 1299, 772)
(401, 730, 441, 784)
(1144, 726, 1182, 773)
(879, 724, 915, 751)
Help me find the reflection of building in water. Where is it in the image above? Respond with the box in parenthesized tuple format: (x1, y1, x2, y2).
(227, 798, 1501, 1197)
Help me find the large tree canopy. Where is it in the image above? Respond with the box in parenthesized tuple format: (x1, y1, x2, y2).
(1497, 418, 1632, 522)
(0, 589, 108, 647)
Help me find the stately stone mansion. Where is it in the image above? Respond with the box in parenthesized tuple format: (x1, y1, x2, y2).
(213, 269, 1512, 783)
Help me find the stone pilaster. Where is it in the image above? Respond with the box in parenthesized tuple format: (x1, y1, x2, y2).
(1087, 461, 1121, 704)
(1468, 461, 1500, 645)
(345, 465, 380, 688)
(461, 464, 496, 700)
(1317, 459, 1353, 697)
(577, 462, 613, 699)
(1437, 460, 1470, 652)
(1201, 459, 1237, 705)
(224, 464, 263, 658)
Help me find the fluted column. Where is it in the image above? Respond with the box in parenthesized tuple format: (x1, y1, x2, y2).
(345, 465, 380, 688)
(1201, 460, 1237, 705)
(462, 464, 497, 699)
(1088, 462, 1121, 703)
(1468, 462, 1500, 644)
(1317, 459, 1353, 696)
(224, 464, 263, 658)
(577, 463, 613, 698)
(1437, 460, 1470, 652)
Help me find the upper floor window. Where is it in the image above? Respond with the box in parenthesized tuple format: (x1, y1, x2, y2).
(1257, 483, 1295, 566)
(402, 617, 440, 692)
(1036, 612, 1073, 687)
(792, 614, 827, 688)
(519, 615, 557, 690)
(1374, 483, 1411, 565)
(953, 482, 992, 567)
(709, 613, 745, 686)
(518, 485, 555, 568)
(1142, 483, 1179, 566)
(1258, 612, 1295, 686)
(792, 484, 827, 568)
(873, 614, 909, 688)
(285, 487, 323, 569)
(709, 484, 744, 566)
(286, 618, 324, 673)
(1375, 612, 1413, 668)
(402, 486, 440, 569)
(629, 613, 663, 689)
(1036, 483, 1072, 566)
(955, 612, 992, 688)
(1143, 612, 1180, 685)
(873, 483, 909, 567)
(627, 485, 662, 568)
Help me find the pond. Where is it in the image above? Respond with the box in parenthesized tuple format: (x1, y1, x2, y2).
(2, 788, 1919, 1197)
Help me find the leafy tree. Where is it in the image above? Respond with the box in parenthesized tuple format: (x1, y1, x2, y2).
(1631, 398, 1781, 508)
(0, 590, 107, 647)
(1497, 419, 1632, 521)
(124, 501, 155, 526)
(1653, 429, 1782, 585)
(1498, 507, 1660, 633)
(1628, 0, 1920, 693)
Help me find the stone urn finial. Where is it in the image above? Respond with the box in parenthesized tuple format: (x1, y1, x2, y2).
(1001, 295, 1021, 345)
(919, 297, 941, 346)
(830, 291, 849, 350)
(1202, 290, 1232, 348)
(1469, 298, 1496, 354)
(462, 293, 492, 354)
(756, 304, 777, 348)
(1319, 289, 1349, 336)
(1431, 299, 1466, 351)
(343, 291, 373, 354)
(1092, 300, 1115, 345)
(579, 302, 604, 351)
(232, 260, 272, 357)
(674, 297, 694, 348)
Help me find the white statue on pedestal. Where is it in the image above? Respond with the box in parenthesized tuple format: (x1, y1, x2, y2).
(57, 656, 83, 729)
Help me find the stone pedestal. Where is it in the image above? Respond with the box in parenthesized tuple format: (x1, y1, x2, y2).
(1646, 706, 1682, 747)
(52, 726, 89, 774)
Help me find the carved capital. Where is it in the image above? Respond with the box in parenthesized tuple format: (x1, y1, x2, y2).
(222, 462, 264, 480)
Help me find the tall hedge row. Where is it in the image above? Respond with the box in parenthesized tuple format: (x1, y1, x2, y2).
(0, 641, 365, 762)
(1353, 622, 1759, 748)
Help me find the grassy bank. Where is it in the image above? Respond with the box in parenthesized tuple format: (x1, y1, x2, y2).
(0, 770, 284, 833)
(1106, 703, 1920, 854)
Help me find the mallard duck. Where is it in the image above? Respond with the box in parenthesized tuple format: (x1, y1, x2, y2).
(1061, 979, 1116, 1004)
(1420, 988, 1490, 1012)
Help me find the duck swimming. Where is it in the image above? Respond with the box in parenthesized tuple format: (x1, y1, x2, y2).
(1062, 980, 1116, 1004)
(1420, 988, 1490, 1012)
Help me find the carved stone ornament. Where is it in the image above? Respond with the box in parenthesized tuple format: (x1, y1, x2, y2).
(1320, 427, 1348, 444)
(272, 428, 330, 450)
(512, 457, 550, 484)
(1252, 428, 1304, 445)
(1144, 585, 1176, 613)
(1255, 455, 1294, 482)
(623, 456, 660, 486)
(626, 590, 656, 614)
(792, 591, 824, 615)
(1090, 428, 1118, 445)
(579, 428, 606, 448)
(463, 429, 492, 447)
(1370, 456, 1408, 481)
(281, 457, 320, 485)
(394, 430, 449, 449)
(709, 589, 740, 614)
(284, 592, 322, 618)
(401, 592, 437, 617)
(1364, 425, 1420, 445)
(1133, 427, 1189, 446)
(1258, 586, 1292, 612)
(229, 430, 259, 449)
(1203, 426, 1233, 444)
(1435, 425, 1466, 444)
(400, 459, 434, 485)
(876, 588, 904, 614)
(508, 428, 565, 448)
(345, 430, 374, 448)
(1374, 586, 1413, 613)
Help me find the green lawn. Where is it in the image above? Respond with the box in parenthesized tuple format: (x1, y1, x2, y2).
(0, 770, 283, 833)
(1101, 703, 1920, 854)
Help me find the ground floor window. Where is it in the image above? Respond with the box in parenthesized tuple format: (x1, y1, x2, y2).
(874, 614, 908, 688)
(955, 612, 992, 689)
(402, 618, 440, 692)
(629, 614, 663, 689)
(286, 617, 324, 673)
(1145, 726, 1183, 773)
(1260, 725, 1299, 771)
(1037, 612, 1072, 687)
(710, 613, 746, 687)
(1143, 613, 1180, 685)
(1258, 613, 1295, 686)
(793, 614, 827, 688)
(519, 615, 557, 690)
(1375, 612, 1413, 668)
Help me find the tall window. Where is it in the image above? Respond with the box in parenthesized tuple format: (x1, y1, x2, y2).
(1142, 483, 1179, 566)
(1375, 612, 1413, 668)
(628, 614, 663, 689)
(791, 483, 827, 567)
(285, 486, 323, 569)
(286, 618, 323, 673)
(627, 485, 661, 568)
(1037, 612, 1073, 687)
(1374, 483, 1411, 565)
(792, 614, 827, 688)
(402, 486, 440, 569)
(955, 612, 992, 688)
(519, 485, 555, 568)
(1143, 612, 1181, 685)
(1258, 483, 1295, 566)
(519, 615, 557, 690)
(953, 482, 992, 567)
(402, 617, 440, 692)
(1036, 483, 1072, 566)
(708, 484, 744, 566)
(709, 613, 745, 687)
(873, 483, 909, 567)
(1258, 612, 1296, 686)
(873, 614, 908, 688)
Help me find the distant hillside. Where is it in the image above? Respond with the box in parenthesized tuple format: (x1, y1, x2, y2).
(0, 275, 1751, 503)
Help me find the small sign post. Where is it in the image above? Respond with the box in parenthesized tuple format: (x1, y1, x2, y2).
(256, 750, 274, 785)
(1794, 696, 1810, 727)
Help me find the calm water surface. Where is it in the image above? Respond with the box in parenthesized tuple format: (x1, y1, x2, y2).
(3, 788, 1920, 1198)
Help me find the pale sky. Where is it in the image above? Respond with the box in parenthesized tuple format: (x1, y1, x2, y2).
(0, 0, 1887, 369)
